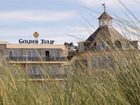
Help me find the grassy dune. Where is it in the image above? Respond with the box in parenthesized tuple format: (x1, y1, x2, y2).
(0, 50, 140, 105)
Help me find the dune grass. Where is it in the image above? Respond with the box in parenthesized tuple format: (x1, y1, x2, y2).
(0, 50, 140, 105)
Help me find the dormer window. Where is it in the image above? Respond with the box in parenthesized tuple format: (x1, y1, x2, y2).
(96, 42, 107, 50)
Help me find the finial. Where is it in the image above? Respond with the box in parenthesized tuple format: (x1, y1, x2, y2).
(102, 3, 106, 12)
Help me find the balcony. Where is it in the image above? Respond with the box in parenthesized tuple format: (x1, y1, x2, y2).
(7, 56, 66, 62)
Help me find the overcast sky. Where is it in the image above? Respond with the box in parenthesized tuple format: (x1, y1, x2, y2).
(0, 0, 140, 44)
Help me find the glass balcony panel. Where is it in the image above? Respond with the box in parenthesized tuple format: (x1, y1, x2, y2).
(7, 57, 66, 61)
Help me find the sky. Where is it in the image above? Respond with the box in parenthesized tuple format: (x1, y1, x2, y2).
(0, 0, 140, 44)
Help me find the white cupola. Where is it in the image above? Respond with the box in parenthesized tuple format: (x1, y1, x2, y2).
(98, 4, 113, 27)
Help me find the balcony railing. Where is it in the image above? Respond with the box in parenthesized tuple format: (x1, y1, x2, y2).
(7, 57, 66, 62)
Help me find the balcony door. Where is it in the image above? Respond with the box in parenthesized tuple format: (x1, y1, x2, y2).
(9, 50, 14, 59)
(45, 51, 50, 60)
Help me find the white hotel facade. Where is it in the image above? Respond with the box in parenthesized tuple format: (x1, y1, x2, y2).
(0, 33, 68, 79)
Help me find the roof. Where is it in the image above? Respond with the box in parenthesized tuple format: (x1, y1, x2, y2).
(0, 41, 9, 44)
(6, 44, 66, 50)
(98, 12, 113, 19)
(85, 26, 127, 47)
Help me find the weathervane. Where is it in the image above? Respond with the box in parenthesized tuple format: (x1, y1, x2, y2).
(102, 3, 106, 12)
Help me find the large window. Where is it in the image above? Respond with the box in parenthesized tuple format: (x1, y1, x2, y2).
(27, 50, 38, 60)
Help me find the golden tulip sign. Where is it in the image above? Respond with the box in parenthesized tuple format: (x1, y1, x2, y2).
(19, 32, 55, 44)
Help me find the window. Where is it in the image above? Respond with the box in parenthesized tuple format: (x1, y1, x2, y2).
(100, 21, 103, 26)
(124, 42, 129, 49)
(28, 50, 33, 57)
(93, 57, 98, 68)
(49, 65, 60, 75)
(92, 56, 114, 69)
(0, 49, 2, 56)
(78, 43, 84, 52)
(115, 40, 122, 49)
(9, 50, 14, 58)
(29, 66, 42, 77)
(82, 59, 88, 67)
(109, 21, 112, 26)
(27, 50, 32, 60)
(96, 42, 106, 50)
(104, 20, 107, 25)
(32, 50, 37, 57)
(98, 57, 104, 68)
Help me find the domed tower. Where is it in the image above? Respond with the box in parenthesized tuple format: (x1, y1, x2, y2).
(98, 4, 113, 27)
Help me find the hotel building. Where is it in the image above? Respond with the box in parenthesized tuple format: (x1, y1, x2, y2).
(0, 33, 68, 79)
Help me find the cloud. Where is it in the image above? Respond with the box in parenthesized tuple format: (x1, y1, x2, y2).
(79, 0, 138, 9)
(63, 26, 96, 42)
(0, 25, 95, 44)
(0, 10, 77, 22)
(80, 0, 102, 7)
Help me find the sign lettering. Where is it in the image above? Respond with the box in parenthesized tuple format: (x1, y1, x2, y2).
(19, 39, 55, 44)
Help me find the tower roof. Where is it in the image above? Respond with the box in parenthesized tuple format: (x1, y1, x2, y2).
(85, 26, 127, 47)
(98, 12, 113, 20)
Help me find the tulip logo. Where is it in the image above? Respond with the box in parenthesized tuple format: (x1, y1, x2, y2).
(33, 32, 39, 38)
